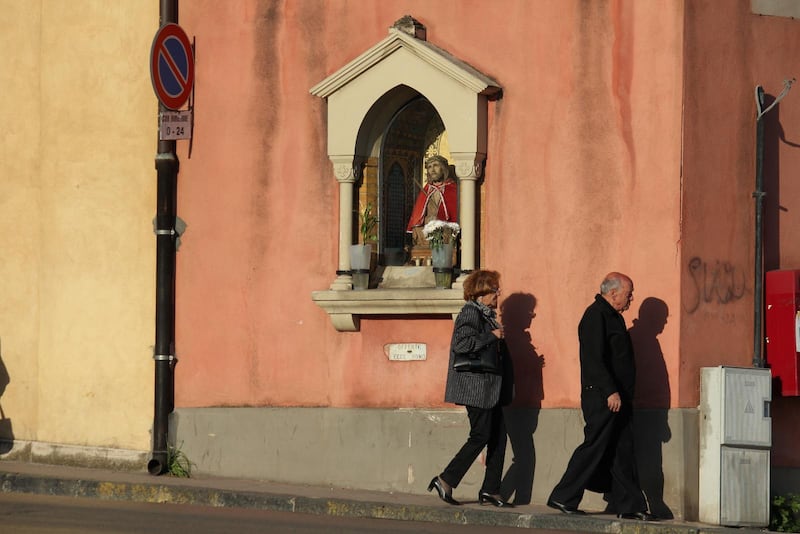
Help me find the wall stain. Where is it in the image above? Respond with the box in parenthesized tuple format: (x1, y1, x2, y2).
(610, 0, 636, 187)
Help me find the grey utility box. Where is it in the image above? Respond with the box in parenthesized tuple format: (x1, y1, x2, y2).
(699, 366, 771, 526)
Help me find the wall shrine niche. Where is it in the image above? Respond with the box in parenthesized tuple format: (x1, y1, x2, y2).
(310, 15, 502, 331)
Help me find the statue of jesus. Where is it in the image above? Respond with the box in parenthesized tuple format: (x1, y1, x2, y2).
(406, 155, 458, 255)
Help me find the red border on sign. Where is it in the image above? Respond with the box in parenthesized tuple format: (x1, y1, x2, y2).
(150, 23, 195, 110)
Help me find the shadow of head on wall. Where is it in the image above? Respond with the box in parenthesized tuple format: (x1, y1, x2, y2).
(0, 339, 13, 454)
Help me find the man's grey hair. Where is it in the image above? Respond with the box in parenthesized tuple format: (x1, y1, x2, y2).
(600, 276, 622, 295)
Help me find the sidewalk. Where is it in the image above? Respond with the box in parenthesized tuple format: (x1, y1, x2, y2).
(0, 460, 766, 533)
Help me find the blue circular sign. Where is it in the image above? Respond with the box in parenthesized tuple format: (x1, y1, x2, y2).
(150, 24, 194, 110)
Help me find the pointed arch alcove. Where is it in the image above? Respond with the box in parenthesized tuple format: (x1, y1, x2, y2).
(310, 16, 502, 331)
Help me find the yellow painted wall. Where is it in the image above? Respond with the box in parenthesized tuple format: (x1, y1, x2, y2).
(0, 1, 157, 450)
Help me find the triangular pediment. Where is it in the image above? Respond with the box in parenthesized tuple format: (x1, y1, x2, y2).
(310, 19, 501, 99)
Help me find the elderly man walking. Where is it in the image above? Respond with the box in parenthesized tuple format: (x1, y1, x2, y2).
(547, 272, 656, 521)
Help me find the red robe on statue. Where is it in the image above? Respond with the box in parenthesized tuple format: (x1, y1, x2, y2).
(406, 180, 458, 232)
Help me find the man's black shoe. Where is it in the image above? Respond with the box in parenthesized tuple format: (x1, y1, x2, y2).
(617, 511, 658, 521)
(547, 499, 586, 515)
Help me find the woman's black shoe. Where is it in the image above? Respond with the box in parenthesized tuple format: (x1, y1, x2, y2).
(478, 491, 512, 507)
(428, 476, 460, 505)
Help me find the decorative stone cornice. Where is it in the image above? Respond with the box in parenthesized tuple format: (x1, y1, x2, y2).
(312, 288, 464, 332)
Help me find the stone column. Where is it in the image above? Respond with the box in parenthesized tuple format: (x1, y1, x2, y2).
(329, 155, 363, 290)
(451, 152, 484, 284)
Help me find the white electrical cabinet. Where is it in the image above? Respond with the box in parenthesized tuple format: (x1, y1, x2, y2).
(699, 366, 771, 526)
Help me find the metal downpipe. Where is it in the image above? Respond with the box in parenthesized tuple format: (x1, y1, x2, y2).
(753, 86, 766, 369)
(752, 79, 794, 369)
(148, 148, 178, 475)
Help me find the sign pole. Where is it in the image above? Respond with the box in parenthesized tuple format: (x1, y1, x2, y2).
(148, 0, 179, 476)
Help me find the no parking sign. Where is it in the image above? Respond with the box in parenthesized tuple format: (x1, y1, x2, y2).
(150, 23, 194, 110)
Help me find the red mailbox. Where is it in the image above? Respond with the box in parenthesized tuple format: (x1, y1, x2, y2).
(765, 269, 800, 396)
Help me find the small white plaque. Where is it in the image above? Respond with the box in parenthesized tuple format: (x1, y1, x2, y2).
(159, 110, 193, 140)
(796, 311, 800, 353)
(386, 343, 427, 361)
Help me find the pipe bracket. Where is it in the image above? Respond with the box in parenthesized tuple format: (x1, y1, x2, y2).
(151, 217, 187, 250)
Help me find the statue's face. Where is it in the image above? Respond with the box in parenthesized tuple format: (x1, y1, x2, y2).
(426, 160, 445, 183)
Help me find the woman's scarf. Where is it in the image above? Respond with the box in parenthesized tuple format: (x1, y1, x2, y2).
(472, 299, 501, 330)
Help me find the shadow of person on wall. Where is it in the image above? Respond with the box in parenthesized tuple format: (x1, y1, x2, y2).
(499, 292, 544, 505)
(0, 339, 13, 454)
(761, 92, 783, 270)
(763, 91, 800, 270)
(628, 297, 672, 519)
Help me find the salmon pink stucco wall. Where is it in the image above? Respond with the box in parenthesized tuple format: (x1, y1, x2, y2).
(176, 0, 682, 416)
(680, 1, 759, 407)
(681, 1, 800, 467)
(174, 0, 687, 412)
(483, 0, 684, 410)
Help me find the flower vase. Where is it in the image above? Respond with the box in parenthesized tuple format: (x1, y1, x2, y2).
(431, 243, 454, 289)
(349, 244, 372, 290)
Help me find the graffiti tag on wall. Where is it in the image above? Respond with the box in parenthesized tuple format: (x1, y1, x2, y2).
(684, 257, 747, 313)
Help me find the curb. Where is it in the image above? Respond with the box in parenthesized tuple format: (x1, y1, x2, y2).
(0, 470, 765, 534)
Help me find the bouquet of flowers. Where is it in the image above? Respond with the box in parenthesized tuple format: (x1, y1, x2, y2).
(422, 219, 460, 248)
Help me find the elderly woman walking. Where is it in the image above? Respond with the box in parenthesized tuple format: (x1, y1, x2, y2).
(428, 269, 514, 507)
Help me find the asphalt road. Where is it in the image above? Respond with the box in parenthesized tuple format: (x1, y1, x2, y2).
(0, 492, 579, 534)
